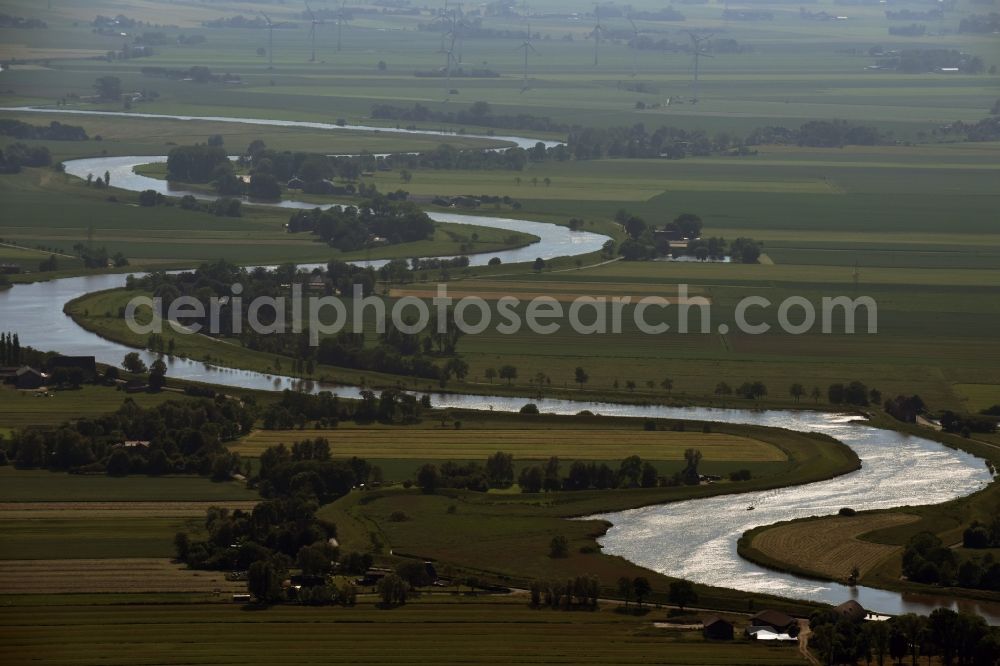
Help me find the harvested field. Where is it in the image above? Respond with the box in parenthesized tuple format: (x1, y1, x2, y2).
(0, 559, 244, 594)
(748, 514, 920, 581)
(232, 429, 785, 461)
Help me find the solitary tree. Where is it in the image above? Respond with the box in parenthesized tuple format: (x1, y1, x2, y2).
(499, 365, 518, 385)
(632, 577, 652, 608)
(660, 377, 674, 393)
(810, 386, 822, 404)
(574, 366, 589, 388)
(484, 367, 497, 383)
(668, 580, 698, 612)
(549, 535, 569, 558)
(416, 463, 440, 494)
(247, 561, 282, 604)
(532, 257, 545, 272)
(617, 576, 633, 609)
(789, 383, 805, 403)
(122, 352, 147, 375)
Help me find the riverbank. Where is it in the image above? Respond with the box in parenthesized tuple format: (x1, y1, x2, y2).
(737, 418, 1000, 608)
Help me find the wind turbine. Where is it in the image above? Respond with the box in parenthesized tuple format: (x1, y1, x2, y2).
(515, 16, 538, 93)
(305, 2, 325, 63)
(335, 2, 349, 52)
(589, 4, 604, 66)
(260, 12, 288, 70)
(438, 29, 458, 91)
(628, 16, 640, 77)
(685, 30, 713, 102)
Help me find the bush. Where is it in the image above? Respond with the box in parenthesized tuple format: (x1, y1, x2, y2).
(838, 507, 857, 516)
(519, 403, 539, 415)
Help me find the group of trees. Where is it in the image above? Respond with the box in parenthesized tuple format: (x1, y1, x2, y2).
(827, 381, 880, 407)
(903, 531, 1000, 592)
(416, 449, 703, 494)
(166, 143, 230, 183)
(73, 243, 128, 269)
(0, 332, 22, 366)
(0, 119, 87, 141)
(286, 199, 435, 252)
(810, 606, 1000, 666)
(5, 396, 252, 477)
(173, 438, 379, 606)
(614, 209, 762, 263)
(876, 49, 986, 75)
(963, 518, 1000, 550)
(0, 143, 52, 173)
(529, 576, 600, 609)
(260, 388, 425, 431)
(140, 65, 239, 84)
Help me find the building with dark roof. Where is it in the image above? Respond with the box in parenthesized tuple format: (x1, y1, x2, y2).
(750, 609, 796, 632)
(702, 616, 734, 640)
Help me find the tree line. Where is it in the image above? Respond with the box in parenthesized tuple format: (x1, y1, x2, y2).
(414, 448, 705, 494)
(0, 119, 87, 141)
(809, 605, 1000, 665)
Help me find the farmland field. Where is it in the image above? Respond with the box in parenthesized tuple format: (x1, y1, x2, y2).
(0, 558, 244, 594)
(233, 427, 786, 462)
(0, 600, 810, 665)
(0, 467, 256, 502)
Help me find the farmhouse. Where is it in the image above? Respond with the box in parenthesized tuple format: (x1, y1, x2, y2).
(749, 609, 797, 633)
(14, 366, 47, 390)
(702, 616, 734, 640)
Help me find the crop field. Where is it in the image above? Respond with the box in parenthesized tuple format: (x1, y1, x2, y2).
(744, 514, 920, 582)
(234, 427, 785, 462)
(0, 600, 809, 665)
(0, 558, 244, 595)
(0, 515, 199, 559)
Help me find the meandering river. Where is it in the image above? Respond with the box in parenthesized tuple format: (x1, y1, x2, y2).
(1, 107, 997, 621)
